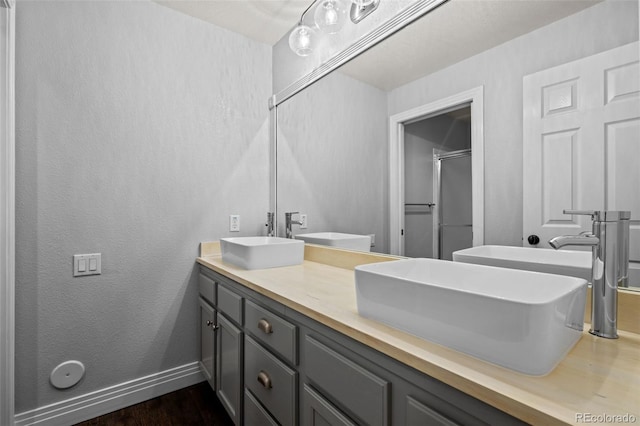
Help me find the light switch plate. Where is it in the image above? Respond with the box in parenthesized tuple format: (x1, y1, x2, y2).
(300, 214, 307, 229)
(73, 254, 101, 277)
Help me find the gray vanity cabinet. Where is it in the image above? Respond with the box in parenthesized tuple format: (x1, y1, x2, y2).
(198, 297, 216, 388)
(216, 312, 243, 425)
(302, 384, 357, 426)
(198, 272, 217, 389)
(198, 266, 525, 426)
(198, 270, 244, 426)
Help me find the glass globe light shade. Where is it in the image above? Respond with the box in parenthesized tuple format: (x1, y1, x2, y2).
(351, 0, 374, 7)
(313, 0, 347, 34)
(289, 24, 315, 57)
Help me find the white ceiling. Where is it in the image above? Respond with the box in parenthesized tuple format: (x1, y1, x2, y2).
(155, 0, 311, 45)
(156, 0, 602, 90)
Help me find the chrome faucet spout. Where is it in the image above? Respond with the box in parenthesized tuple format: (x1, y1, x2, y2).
(265, 212, 275, 237)
(548, 233, 599, 249)
(548, 209, 630, 339)
(285, 212, 303, 239)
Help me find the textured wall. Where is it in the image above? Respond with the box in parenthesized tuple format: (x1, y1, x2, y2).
(277, 71, 388, 252)
(388, 0, 639, 246)
(15, 0, 271, 411)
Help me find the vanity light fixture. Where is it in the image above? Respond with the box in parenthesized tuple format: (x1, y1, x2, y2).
(289, 0, 380, 56)
(314, 0, 348, 34)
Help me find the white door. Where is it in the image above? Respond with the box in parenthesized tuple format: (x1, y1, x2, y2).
(523, 42, 640, 268)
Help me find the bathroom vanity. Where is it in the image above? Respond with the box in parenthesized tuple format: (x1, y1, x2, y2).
(197, 242, 640, 425)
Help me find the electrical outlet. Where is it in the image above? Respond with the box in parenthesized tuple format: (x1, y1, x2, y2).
(229, 215, 240, 232)
(300, 214, 308, 229)
(368, 234, 375, 247)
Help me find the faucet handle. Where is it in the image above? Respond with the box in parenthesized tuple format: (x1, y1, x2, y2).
(563, 209, 599, 220)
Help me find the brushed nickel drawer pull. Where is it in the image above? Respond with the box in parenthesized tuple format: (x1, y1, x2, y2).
(258, 319, 273, 334)
(257, 370, 272, 389)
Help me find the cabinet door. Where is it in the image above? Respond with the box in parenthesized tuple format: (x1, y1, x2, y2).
(199, 297, 215, 389)
(302, 384, 356, 426)
(406, 396, 460, 426)
(216, 313, 243, 425)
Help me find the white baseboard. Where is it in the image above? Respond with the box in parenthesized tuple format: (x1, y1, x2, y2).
(14, 362, 205, 426)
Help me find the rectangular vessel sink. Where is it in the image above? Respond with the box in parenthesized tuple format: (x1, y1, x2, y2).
(453, 245, 591, 281)
(295, 232, 371, 252)
(220, 237, 304, 270)
(355, 258, 587, 375)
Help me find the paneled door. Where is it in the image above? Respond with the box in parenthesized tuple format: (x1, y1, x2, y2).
(523, 41, 640, 268)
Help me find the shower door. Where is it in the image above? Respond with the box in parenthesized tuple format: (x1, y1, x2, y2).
(433, 149, 472, 260)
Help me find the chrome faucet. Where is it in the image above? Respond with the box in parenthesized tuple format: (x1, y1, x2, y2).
(285, 212, 303, 239)
(548, 209, 630, 339)
(265, 212, 275, 237)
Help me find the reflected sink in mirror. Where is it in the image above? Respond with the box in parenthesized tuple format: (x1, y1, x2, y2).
(355, 258, 588, 375)
(453, 245, 640, 287)
(295, 232, 371, 252)
(220, 237, 304, 270)
(453, 245, 591, 281)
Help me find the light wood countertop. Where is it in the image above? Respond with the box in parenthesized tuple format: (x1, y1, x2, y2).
(197, 243, 640, 425)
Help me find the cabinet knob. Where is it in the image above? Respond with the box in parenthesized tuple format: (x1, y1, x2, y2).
(258, 319, 273, 334)
(257, 370, 272, 389)
(206, 320, 213, 327)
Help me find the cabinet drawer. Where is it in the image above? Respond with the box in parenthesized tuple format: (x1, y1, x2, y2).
(302, 383, 356, 426)
(244, 388, 278, 426)
(406, 396, 460, 426)
(305, 336, 390, 426)
(245, 336, 297, 426)
(245, 299, 297, 364)
(198, 272, 216, 305)
(217, 283, 243, 324)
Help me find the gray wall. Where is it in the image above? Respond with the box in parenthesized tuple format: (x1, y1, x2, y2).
(388, 0, 639, 246)
(15, 0, 271, 412)
(277, 70, 388, 251)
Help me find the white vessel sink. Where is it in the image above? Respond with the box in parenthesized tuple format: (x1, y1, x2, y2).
(355, 258, 588, 375)
(295, 232, 371, 252)
(220, 237, 304, 270)
(452, 245, 591, 281)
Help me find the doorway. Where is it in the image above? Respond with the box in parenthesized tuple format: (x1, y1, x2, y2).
(403, 108, 472, 258)
(389, 86, 484, 256)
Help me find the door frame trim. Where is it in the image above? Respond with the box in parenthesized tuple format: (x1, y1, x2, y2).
(389, 86, 484, 256)
(0, 2, 15, 425)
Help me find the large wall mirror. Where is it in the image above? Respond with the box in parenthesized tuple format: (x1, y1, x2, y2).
(274, 0, 639, 287)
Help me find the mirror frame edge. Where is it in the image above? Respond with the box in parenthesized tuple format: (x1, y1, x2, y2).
(269, 0, 449, 108)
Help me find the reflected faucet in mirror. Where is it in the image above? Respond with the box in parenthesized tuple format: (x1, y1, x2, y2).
(549, 209, 631, 339)
(265, 212, 275, 237)
(285, 212, 303, 239)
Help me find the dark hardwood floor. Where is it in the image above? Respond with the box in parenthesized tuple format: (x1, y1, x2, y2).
(74, 381, 234, 426)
